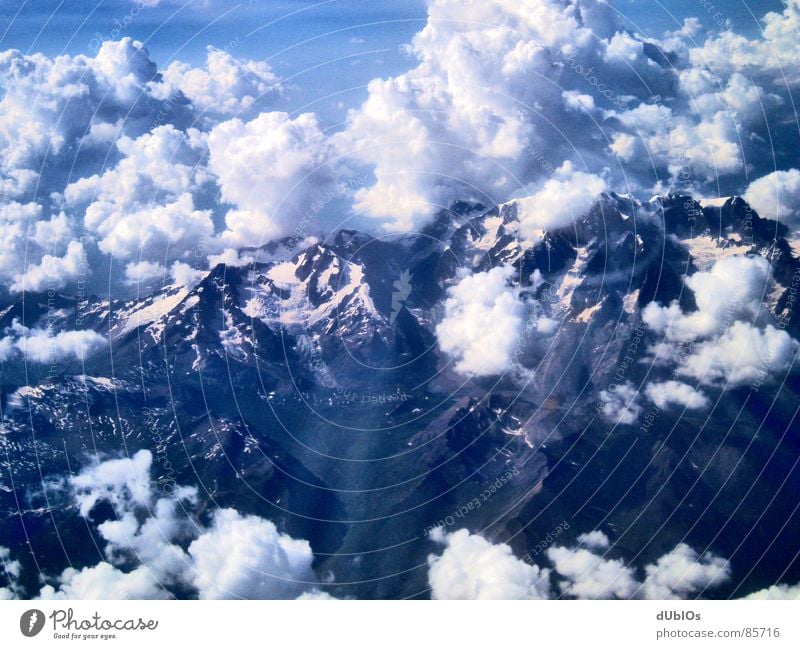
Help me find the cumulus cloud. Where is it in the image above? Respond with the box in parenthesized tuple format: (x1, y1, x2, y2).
(643, 255, 798, 387)
(0, 336, 12, 361)
(642, 256, 770, 342)
(336, 0, 645, 231)
(207, 248, 255, 269)
(427, 528, 732, 600)
(72, 449, 154, 517)
(124, 260, 165, 284)
(163, 47, 282, 117)
(0, 39, 163, 183)
(0, 201, 84, 293)
(607, 71, 765, 180)
(189, 509, 317, 599)
(744, 169, 800, 230)
(435, 265, 525, 377)
(688, 1, 800, 85)
(208, 111, 338, 247)
(642, 543, 731, 599)
(11, 240, 86, 293)
(295, 589, 339, 600)
(65, 125, 214, 263)
(551, 538, 730, 599)
(548, 540, 639, 599)
(1, 320, 107, 363)
(6, 449, 327, 600)
(0, 546, 20, 580)
(516, 162, 607, 242)
(577, 530, 611, 550)
(0, 201, 42, 287)
(599, 381, 642, 425)
(743, 583, 800, 600)
(0, 38, 250, 294)
(0, 37, 288, 294)
(427, 528, 551, 599)
(680, 322, 798, 388)
(0, 546, 21, 599)
(0, 0, 797, 296)
(169, 261, 206, 288)
(39, 564, 169, 600)
(335, 0, 800, 230)
(645, 380, 710, 410)
(32, 212, 72, 249)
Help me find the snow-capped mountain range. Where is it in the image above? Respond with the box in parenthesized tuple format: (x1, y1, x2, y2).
(1, 192, 798, 598)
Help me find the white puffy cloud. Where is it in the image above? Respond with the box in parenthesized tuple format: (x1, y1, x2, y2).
(0, 546, 20, 580)
(0, 201, 83, 293)
(336, 0, 661, 231)
(688, 1, 800, 85)
(599, 381, 642, 425)
(188, 509, 317, 600)
(516, 162, 607, 242)
(609, 3, 800, 185)
(577, 530, 610, 550)
(609, 103, 744, 181)
(0, 38, 283, 294)
(207, 248, 255, 268)
(680, 322, 798, 388)
(642, 543, 731, 599)
(170, 261, 206, 288)
(124, 260, 165, 284)
(684, 72, 782, 127)
(645, 381, 710, 410)
(547, 545, 639, 599)
(435, 265, 525, 376)
(65, 125, 214, 265)
(0, 0, 796, 296)
(11, 240, 86, 293)
(100, 489, 204, 590)
(743, 583, 800, 600)
(67, 449, 195, 591)
(643, 255, 798, 388)
(1, 320, 107, 363)
(0, 336, 13, 361)
(643, 256, 770, 342)
(71, 449, 154, 518)
(744, 169, 800, 230)
(32, 212, 72, 249)
(163, 47, 282, 117)
(647, 2, 800, 188)
(0, 536, 170, 600)
(0, 39, 190, 294)
(609, 64, 787, 182)
(336, 0, 800, 230)
(296, 590, 339, 600)
(0, 201, 42, 287)
(208, 111, 338, 247)
(0, 39, 161, 179)
(39, 563, 169, 600)
(13, 449, 327, 600)
(427, 528, 733, 600)
(550, 537, 730, 600)
(0, 545, 21, 599)
(427, 528, 551, 599)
